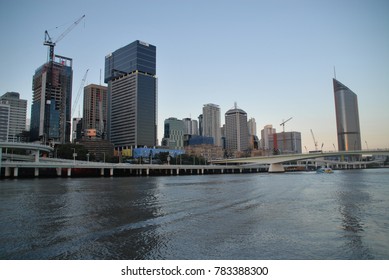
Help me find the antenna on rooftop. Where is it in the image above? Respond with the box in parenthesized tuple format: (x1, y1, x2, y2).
(333, 66, 337, 79)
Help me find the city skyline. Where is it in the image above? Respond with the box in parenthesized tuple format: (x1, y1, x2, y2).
(1, 0, 388, 150)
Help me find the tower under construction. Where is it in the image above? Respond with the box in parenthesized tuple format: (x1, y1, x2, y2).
(30, 55, 73, 144)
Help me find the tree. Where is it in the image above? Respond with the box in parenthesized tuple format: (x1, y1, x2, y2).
(56, 144, 92, 161)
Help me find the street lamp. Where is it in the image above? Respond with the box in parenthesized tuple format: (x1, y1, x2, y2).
(72, 148, 77, 165)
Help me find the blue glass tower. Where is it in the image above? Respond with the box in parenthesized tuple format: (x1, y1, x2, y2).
(104, 40, 157, 148)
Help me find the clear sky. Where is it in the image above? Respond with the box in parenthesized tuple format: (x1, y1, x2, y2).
(1, 0, 388, 150)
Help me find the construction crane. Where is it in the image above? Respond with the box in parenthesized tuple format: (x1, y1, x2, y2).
(44, 15, 85, 62)
(310, 129, 318, 151)
(280, 117, 293, 133)
(71, 69, 89, 119)
(280, 117, 292, 153)
(41, 15, 85, 145)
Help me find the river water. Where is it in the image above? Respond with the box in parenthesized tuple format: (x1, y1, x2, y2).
(0, 169, 388, 260)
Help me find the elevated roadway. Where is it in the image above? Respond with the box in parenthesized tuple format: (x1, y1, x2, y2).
(211, 150, 389, 172)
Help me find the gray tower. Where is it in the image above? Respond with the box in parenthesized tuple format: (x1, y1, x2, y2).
(225, 103, 249, 153)
(0, 92, 27, 142)
(333, 78, 361, 151)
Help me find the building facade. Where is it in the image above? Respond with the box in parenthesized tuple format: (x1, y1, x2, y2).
(202, 104, 221, 146)
(225, 104, 249, 153)
(104, 40, 157, 148)
(183, 117, 199, 135)
(269, 131, 302, 154)
(30, 55, 73, 144)
(0, 103, 10, 142)
(72, 117, 82, 142)
(261, 124, 276, 150)
(247, 117, 257, 136)
(333, 78, 361, 151)
(82, 84, 108, 139)
(0, 92, 27, 142)
(162, 117, 185, 150)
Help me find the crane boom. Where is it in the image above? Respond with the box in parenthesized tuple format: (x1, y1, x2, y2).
(43, 15, 85, 62)
(55, 15, 85, 44)
(310, 129, 318, 151)
(71, 69, 89, 119)
(279, 117, 293, 153)
(280, 117, 292, 133)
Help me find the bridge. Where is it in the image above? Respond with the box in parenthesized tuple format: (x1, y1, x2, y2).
(1, 142, 388, 177)
(211, 150, 389, 172)
(0, 142, 252, 177)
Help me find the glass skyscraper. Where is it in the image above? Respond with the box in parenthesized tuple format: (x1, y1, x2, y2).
(333, 78, 361, 151)
(30, 56, 73, 144)
(104, 40, 157, 148)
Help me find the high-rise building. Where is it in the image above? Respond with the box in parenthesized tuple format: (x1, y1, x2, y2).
(182, 117, 199, 135)
(104, 40, 157, 148)
(261, 124, 276, 150)
(202, 103, 221, 146)
(82, 84, 108, 139)
(162, 117, 185, 150)
(247, 117, 257, 136)
(0, 92, 27, 141)
(333, 78, 361, 151)
(225, 104, 249, 152)
(269, 131, 302, 154)
(30, 55, 73, 144)
(198, 114, 203, 136)
(72, 117, 82, 142)
(0, 103, 10, 142)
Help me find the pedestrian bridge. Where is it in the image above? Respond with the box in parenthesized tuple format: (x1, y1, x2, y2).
(211, 150, 389, 172)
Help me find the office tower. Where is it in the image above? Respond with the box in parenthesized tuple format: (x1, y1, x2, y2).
(269, 131, 302, 154)
(30, 55, 73, 144)
(0, 103, 10, 142)
(0, 92, 27, 142)
(333, 79, 361, 151)
(261, 124, 276, 150)
(225, 103, 249, 152)
(247, 117, 257, 136)
(83, 84, 108, 139)
(202, 104, 221, 146)
(198, 114, 203, 136)
(162, 117, 185, 149)
(104, 40, 157, 148)
(183, 117, 199, 135)
(72, 117, 82, 142)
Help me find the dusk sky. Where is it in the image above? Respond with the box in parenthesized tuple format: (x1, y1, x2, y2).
(1, 0, 388, 150)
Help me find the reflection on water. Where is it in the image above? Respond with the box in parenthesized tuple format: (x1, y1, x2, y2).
(1, 169, 389, 259)
(336, 189, 372, 259)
